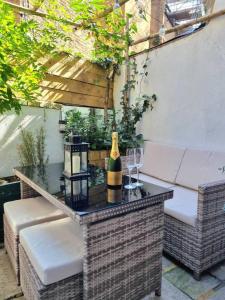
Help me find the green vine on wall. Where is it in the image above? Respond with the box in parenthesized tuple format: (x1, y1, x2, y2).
(117, 54, 157, 151)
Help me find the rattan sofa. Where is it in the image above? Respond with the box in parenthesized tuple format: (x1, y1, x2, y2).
(136, 141, 225, 279)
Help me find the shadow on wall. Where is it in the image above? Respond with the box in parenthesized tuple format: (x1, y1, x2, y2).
(0, 106, 64, 177)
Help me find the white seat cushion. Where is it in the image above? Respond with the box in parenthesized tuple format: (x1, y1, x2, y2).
(132, 173, 175, 189)
(176, 149, 225, 190)
(20, 217, 84, 285)
(165, 186, 198, 227)
(4, 197, 65, 234)
(141, 141, 185, 183)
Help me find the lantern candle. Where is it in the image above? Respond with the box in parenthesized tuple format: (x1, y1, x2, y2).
(72, 155, 80, 174)
(64, 150, 71, 175)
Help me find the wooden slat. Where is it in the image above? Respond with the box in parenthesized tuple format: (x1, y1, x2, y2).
(41, 54, 114, 88)
(40, 87, 113, 109)
(46, 71, 112, 89)
(42, 54, 107, 77)
(39, 54, 114, 108)
(41, 74, 113, 98)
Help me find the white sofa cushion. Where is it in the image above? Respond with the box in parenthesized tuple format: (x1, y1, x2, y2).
(176, 149, 225, 190)
(203, 151, 225, 187)
(4, 196, 65, 234)
(141, 141, 185, 183)
(165, 186, 198, 227)
(20, 217, 84, 285)
(132, 173, 174, 189)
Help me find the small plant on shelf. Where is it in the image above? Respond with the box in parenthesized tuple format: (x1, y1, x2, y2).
(65, 94, 157, 155)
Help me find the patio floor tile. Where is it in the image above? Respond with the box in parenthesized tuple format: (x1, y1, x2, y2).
(208, 285, 225, 300)
(0, 249, 22, 300)
(209, 260, 225, 281)
(162, 256, 175, 272)
(150, 278, 191, 300)
(1, 245, 225, 300)
(142, 278, 191, 300)
(163, 266, 221, 300)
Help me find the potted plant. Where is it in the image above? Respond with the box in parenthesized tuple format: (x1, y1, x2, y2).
(65, 94, 157, 172)
(65, 109, 110, 168)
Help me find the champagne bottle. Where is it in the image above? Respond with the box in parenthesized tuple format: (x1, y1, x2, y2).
(107, 132, 122, 187)
(107, 187, 122, 203)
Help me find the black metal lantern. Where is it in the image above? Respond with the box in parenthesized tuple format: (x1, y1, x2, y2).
(63, 134, 89, 177)
(59, 120, 67, 133)
(59, 110, 67, 133)
(60, 176, 65, 192)
(64, 175, 89, 210)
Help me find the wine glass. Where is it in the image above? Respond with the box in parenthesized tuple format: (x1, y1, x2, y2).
(125, 148, 136, 189)
(134, 148, 144, 187)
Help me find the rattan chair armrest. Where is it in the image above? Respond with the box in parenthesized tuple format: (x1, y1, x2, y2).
(197, 179, 225, 226)
(198, 179, 225, 194)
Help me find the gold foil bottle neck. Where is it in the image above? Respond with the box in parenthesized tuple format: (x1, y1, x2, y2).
(112, 132, 118, 139)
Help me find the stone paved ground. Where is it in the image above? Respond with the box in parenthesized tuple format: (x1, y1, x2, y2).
(1, 245, 225, 300)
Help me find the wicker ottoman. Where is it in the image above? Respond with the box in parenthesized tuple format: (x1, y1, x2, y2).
(4, 196, 65, 284)
(19, 217, 83, 300)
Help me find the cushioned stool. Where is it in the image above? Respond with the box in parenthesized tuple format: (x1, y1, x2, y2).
(4, 196, 65, 284)
(19, 217, 84, 300)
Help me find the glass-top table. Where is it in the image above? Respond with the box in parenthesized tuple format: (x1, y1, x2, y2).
(14, 163, 173, 223)
(14, 162, 173, 299)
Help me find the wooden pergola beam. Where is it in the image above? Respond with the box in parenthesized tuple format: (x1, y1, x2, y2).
(4, 1, 80, 27)
(132, 8, 225, 46)
(4, 0, 130, 29)
(41, 87, 113, 109)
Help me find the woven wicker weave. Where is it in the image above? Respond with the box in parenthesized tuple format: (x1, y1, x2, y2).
(19, 203, 165, 300)
(164, 180, 225, 279)
(20, 181, 40, 199)
(4, 215, 20, 284)
(83, 203, 164, 300)
(4, 180, 56, 286)
(19, 244, 83, 300)
(15, 166, 173, 299)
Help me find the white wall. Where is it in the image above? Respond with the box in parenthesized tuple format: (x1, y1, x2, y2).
(0, 106, 64, 177)
(214, 0, 224, 10)
(114, 9, 225, 151)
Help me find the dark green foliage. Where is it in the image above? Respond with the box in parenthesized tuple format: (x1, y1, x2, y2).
(117, 94, 157, 154)
(65, 109, 110, 151)
(65, 98, 156, 155)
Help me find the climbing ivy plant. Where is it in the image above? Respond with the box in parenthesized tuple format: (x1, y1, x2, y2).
(117, 55, 157, 151)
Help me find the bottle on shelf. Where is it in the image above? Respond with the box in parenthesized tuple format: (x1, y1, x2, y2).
(107, 132, 122, 189)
